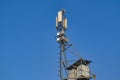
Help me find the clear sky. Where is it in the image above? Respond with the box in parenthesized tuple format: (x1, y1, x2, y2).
(0, 0, 120, 80)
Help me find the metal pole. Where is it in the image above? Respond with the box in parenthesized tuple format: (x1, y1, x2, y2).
(60, 43, 63, 80)
(56, 9, 68, 80)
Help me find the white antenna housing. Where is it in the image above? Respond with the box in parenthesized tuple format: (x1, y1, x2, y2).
(56, 17, 58, 28)
(58, 11, 63, 22)
(63, 18, 67, 29)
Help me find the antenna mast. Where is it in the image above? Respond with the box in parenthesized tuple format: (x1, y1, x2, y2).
(56, 9, 96, 80)
(56, 9, 68, 80)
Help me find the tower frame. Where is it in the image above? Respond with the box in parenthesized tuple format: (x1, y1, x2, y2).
(56, 9, 96, 80)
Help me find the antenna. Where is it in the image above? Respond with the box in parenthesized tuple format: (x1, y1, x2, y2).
(56, 9, 96, 80)
(56, 8, 69, 80)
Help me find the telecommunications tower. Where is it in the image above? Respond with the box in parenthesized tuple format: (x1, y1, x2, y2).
(56, 9, 96, 80)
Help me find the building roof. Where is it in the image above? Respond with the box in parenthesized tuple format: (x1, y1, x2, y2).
(66, 58, 92, 70)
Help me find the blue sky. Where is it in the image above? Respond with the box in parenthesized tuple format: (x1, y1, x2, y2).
(0, 0, 120, 80)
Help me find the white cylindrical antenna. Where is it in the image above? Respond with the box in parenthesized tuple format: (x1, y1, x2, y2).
(58, 11, 62, 22)
(63, 18, 67, 29)
(56, 17, 58, 28)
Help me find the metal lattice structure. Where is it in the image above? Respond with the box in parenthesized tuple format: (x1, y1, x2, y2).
(56, 9, 69, 80)
(56, 9, 96, 80)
